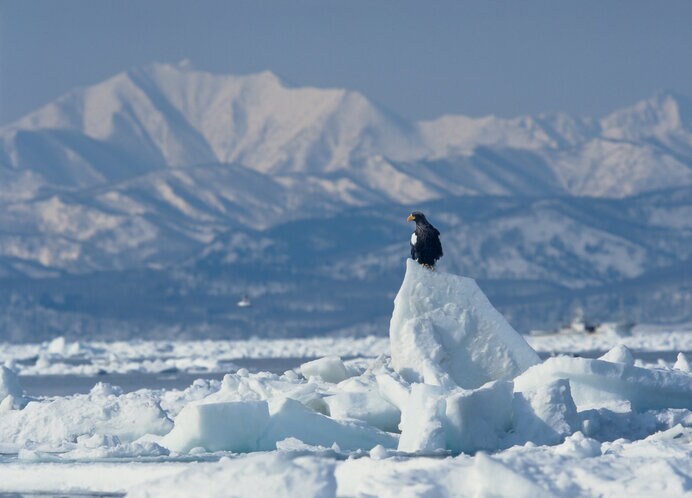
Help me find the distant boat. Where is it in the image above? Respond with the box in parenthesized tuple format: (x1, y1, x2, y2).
(237, 295, 252, 308)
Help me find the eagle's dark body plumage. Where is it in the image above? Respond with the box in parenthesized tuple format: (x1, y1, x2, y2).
(408, 211, 443, 268)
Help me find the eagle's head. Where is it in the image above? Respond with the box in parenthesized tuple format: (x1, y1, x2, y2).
(407, 211, 428, 224)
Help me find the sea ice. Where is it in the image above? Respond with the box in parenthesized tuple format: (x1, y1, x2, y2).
(261, 397, 398, 452)
(0, 383, 172, 450)
(161, 401, 270, 453)
(65, 439, 170, 460)
(444, 380, 514, 454)
(324, 391, 400, 433)
(161, 395, 398, 454)
(512, 378, 579, 446)
(397, 380, 516, 454)
(375, 373, 410, 413)
(471, 452, 554, 498)
(300, 356, 352, 383)
(515, 355, 692, 411)
(599, 344, 635, 365)
(3, 260, 692, 497)
(202, 371, 325, 413)
(554, 431, 601, 457)
(389, 259, 539, 389)
(397, 383, 446, 453)
(129, 453, 337, 498)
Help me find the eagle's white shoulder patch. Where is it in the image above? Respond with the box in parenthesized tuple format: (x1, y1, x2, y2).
(411, 233, 417, 245)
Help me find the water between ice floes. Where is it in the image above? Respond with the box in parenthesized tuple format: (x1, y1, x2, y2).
(18, 351, 688, 397)
(19, 357, 315, 396)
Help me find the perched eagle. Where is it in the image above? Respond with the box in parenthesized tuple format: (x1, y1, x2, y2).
(407, 211, 443, 269)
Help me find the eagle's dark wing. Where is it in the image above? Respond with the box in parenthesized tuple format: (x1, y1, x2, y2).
(416, 226, 443, 266)
(431, 226, 443, 259)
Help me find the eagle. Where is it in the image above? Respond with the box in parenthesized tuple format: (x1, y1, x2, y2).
(407, 211, 443, 269)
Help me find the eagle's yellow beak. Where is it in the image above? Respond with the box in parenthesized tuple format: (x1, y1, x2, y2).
(407, 214, 415, 222)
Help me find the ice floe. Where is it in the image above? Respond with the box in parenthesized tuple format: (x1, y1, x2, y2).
(515, 355, 692, 411)
(299, 356, 353, 383)
(0, 382, 172, 451)
(390, 259, 540, 389)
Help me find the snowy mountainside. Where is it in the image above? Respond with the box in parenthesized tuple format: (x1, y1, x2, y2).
(194, 187, 692, 285)
(0, 162, 352, 275)
(1, 63, 691, 339)
(2, 63, 692, 205)
(0, 63, 424, 180)
(0, 190, 689, 341)
(421, 91, 692, 197)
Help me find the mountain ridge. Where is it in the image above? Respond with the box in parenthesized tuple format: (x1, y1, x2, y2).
(2, 63, 692, 203)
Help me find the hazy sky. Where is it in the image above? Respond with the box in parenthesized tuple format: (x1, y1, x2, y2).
(1, 0, 691, 125)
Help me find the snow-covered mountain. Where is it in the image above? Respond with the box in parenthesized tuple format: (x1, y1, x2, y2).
(2, 63, 692, 204)
(421, 91, 692, 197)
(0, 62, 691, 339)
(0, 63, 424, 193)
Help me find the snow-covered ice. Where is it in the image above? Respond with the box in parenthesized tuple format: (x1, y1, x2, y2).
(0, 323, 690, 378)
(0, 262, 691, 496)
(390, 259, 539, 389)
(511, 378, 579, 446)
(0, 335, 390, 377)
(324, 390, 400, 433)
(599, 344, 635, 365)
(161, 400, 270, 453)
(515, 355, 692, 411)
(300, 355, 353, 384)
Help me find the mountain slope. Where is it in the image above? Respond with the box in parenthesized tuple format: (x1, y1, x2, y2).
(1, 63, 426, 178)
(1, 189, 689, 340)
(3, 63, 692, 208)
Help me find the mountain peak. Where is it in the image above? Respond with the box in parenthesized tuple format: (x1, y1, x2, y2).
(601, 90, 692, 140)
(127, 61, 285, 89)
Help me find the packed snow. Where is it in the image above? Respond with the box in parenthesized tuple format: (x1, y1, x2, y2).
(1, 262, 691, 496)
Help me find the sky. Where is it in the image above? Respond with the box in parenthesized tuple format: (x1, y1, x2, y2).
(1, 0, 691, 125)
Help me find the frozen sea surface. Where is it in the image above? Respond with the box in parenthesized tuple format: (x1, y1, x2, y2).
(0, 322, 691, 497)
(18, 357, 315, 396)
(14, 351, 690, 397)
(0, 429, 690, 497)
(1, 322, 690, 377)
